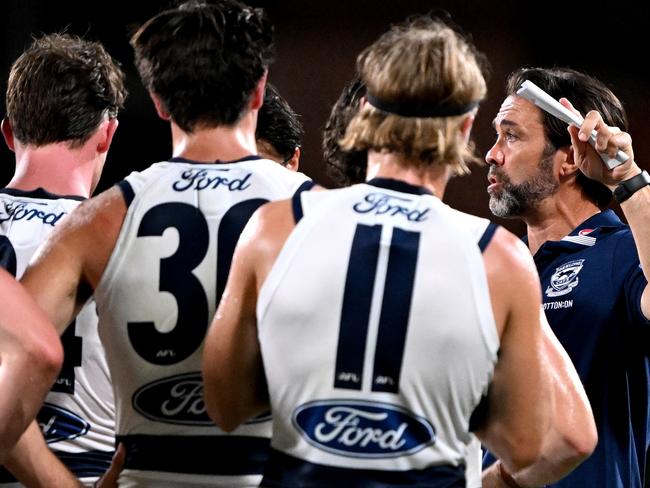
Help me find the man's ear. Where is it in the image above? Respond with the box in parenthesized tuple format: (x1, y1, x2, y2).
(97, 118, 119, 154)
(1, 118, 15, 152)
(285, 147, 300, 172)
(460, 113, 475, 143)
(250, 70, 268, 111)
(150, 92, 171, 121)
(557, 146, 579, 179)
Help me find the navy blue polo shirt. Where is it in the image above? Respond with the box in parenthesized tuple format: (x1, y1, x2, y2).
(484, 210, 649, 487)
(534, 210, 650, 488)
(533, 209, 649, 487)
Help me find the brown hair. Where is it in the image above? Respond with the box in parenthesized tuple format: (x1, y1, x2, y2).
(130, 0, 273, 133)
(6, 33, 127, 148)
(506, 67, 625, 208)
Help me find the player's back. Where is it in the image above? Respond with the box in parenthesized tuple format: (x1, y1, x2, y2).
(0, 188, 83, 276)
(0, 188, 115, 486)
(94, 156, 310, 487)
(257, 178, 499, 487)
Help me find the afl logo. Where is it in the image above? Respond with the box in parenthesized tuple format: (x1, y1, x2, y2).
(293, 399, 435, 458)
(546, 259, 585, 298)
(37, 403, 90, 443)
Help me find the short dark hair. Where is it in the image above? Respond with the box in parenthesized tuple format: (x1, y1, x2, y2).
(131, 0, 274, 133)
(323, 76, 367, 187)
(506, 67, 627, 208)
(256, 83, 303, 162)
(6, 33, 127, 147)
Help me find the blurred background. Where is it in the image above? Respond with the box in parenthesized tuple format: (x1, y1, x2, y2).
(1, 0, 648, 236)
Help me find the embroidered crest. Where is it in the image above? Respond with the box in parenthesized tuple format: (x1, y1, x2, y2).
(546, 259, 585, 297)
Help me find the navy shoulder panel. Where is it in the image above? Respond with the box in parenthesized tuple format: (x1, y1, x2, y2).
(0, 235, 17, 276)
(291, 180, 315, 224)
(116, 180, 135, 208)
(478, 223, 499, 253)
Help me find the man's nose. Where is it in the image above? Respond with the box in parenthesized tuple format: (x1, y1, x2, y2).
(485, 143, 504, 166)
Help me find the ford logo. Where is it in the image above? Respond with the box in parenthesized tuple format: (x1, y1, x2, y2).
(37, 403, 90, 443)
(293, 399, 435, 458)
(133, 372, 213, 425)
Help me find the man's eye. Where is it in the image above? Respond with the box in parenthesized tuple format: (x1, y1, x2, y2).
(505, 132, 518, 142)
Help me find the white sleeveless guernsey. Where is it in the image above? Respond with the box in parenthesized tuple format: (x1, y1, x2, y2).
(93, 156, 311, 487)
(0, 188, 114, 486)
(257, 178, 499, 488)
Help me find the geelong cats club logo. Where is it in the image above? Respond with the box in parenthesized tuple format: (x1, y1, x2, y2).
(546, 259, 585, 298)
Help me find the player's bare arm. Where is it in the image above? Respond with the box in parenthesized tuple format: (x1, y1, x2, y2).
(203, 199, 294, 431)
(0, 269, 63, 461)
(20, 186, 127, 333)
(478, 227, 596, 486)
(475, 227, 552, 469)
(2, 422, 82, 487)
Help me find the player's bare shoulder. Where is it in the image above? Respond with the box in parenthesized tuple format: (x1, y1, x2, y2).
(29, 186, 128, 289)
(237, 198, 295, 285)
(484, 227, 538, 286)
(482, 227, 542, 336)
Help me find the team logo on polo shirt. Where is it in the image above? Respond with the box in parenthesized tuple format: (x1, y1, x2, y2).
(546, 259, 585, 297)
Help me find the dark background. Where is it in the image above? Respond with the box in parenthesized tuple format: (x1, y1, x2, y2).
(1, 0, 649, 237)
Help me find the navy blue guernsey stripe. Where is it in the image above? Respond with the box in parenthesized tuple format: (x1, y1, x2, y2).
(216, 199, 268, 304)
(468, 394, 489, 432)
(116, 434, 269, 475)
(0, 187, 85, 201)
(0, 450, 113, 482)
(334, 224, 382, 390)
(478, 223, 499, 252)
(262, 449, 465, 488)
(294, 179, 315, 196)
(290, 181, 315, 223)
(366, 177, 433, 196)
(372, 228, 420, 393)
(291, 190, 303, 223)
(0, 466, 17, 483)
(169, 155, 263, 165)
(0, 236, 17, 276)
(54, 449, 114, 478)
(116, 180, 135, 207)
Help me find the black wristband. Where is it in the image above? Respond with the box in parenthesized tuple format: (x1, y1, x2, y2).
(613, 170, 650, 204)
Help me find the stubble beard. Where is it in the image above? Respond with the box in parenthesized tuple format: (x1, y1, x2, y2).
(488, 153, 559, 219)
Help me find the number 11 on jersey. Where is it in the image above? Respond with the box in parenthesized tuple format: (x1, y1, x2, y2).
(334, 223, 420, 394)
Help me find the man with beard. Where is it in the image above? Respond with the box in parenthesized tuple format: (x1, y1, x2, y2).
(203, 19, 596, 488)
(485, 67, 650, 488)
